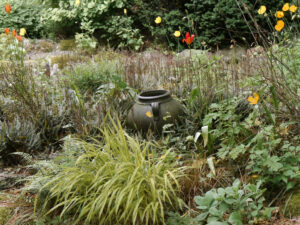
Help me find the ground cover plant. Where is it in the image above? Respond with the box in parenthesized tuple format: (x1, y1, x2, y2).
(0, 1, 299, 225)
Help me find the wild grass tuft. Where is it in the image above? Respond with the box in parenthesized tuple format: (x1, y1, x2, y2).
(36, 118, 187, 225)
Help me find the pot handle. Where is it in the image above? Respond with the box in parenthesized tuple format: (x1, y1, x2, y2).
(151, 102, 160, 120)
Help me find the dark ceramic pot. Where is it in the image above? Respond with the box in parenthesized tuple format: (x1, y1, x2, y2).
(127, 90, 184, 132)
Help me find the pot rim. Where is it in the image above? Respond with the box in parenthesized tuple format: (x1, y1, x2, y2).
(138, 90, 170, 101)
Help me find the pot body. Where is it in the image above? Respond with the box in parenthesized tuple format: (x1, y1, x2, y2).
(127, 90, 184, 132)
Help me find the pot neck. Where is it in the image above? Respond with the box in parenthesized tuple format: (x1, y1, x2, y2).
(137, 90, 171, 103)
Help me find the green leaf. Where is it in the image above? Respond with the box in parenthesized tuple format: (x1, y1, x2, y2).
(219, 202, 230, 214)
(207, 221, 229, 225)
(224, 198, 236, 204)
(229, 144, 246, 160)
(228, 211, 243, 225)
(209, 207, 223, 218)
(36, 222, 45, 225)
(262, 207, 277, 219)
(196, 212, 209, 221)
(270, 86, 279, 109)
(195, 192, 215, 209)
(286, 181, 296, 191)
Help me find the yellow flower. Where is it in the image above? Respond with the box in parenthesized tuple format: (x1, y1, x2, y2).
(176, 155, 181, 160)
(174, 31, 181, 37)
(248, 92, 259, 105)
(290, 5, 298, 13)
(75, 0, 80, 6)
(155, 16, 162, 24)
(161, 154, 165, 159)
(282, 3, 289, 11)
(124, 8, 127, 14)
(251, 174, 259, 179)
(275, 20, 285, 32)
(148, 153, 153, 157)
(274, 11, 284, 18)
(145, 111, 153, 118)
(20, 28, 26, 36)
(258, 5, 266, 14)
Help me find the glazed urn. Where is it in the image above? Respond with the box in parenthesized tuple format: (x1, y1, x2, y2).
(127, 90, 184, 132)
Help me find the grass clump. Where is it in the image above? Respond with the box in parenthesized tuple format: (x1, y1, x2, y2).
(35, 119, 186, 225)
(0, 207, 12, 225)
(37, 40, 55, 53)
(284, 188, 300, 218)
(59, 39, 77, 51)
(66, 61, 123, 93)
(50, 54, 89, 69)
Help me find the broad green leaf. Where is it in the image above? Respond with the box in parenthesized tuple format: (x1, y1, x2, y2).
(196, 212, 209, 221)
(228, 211, 243, 225)
(209, 207, 223, 218)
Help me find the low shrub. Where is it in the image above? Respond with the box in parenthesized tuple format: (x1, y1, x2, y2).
(167, 179, 276, 225)
(42, 0, 143, 50)
(193, 179, 276, 225)
(0, 0, 45, 38)
(0, 33, 26, 61)
(0, 117, 41, 165)
(202, 97, 300, 191)
(65, 61, 123, 93)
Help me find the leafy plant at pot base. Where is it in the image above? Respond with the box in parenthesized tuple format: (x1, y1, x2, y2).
(201, 97, 252, 156)
(194, 179, 276, 225)
(35, 118, 186, 225)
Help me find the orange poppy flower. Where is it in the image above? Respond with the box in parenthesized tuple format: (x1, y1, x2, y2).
(248, 92, 259, 105)
(182, 32, 195, 45)
(290, 5, 298, 13)
(20, 28, 26, 36)
(12, 29, 17, 36)
(275, 20, 285, 32)
(16, 35, 22, 42)
(5, 4, 11, 14)
(4, 28, 9, 35)
(274, 11, 284, 18)
(282, 3, 289, 11)
(155, 16, 162, 24)
(145, 111, 153, 118)
(258, 5, 267, 14)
